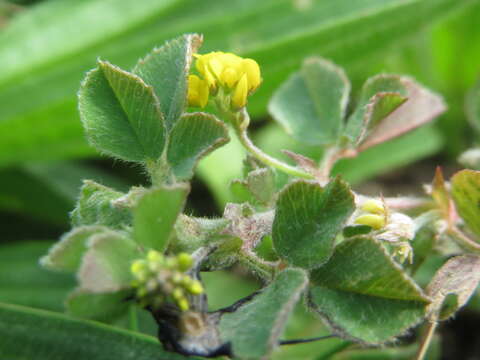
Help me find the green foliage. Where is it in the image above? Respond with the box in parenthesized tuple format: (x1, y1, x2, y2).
(219, 268, 308, 359)
(132, 34, 201, 130)
(0, 303, 195, 360)
(269, 57, 350, 146)
(309, 237, 429, 344)
(2, 1, 480, 358)
(79, 60, 166, 163)
(272, 179, 355, 269)
(451, 169, 480, 238)
(133, 185, 188, 251)
(71, 180, 130, 229)
(167, 113, 229, 180)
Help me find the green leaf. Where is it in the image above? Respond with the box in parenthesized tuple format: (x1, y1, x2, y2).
(272, 178, 355, 269)
(167, 112, 229, 181)
(78, 231, 139, 292)
(0, 302, 195, 359)
(308, 236, 429, 344)
(172, 214, 230, 254)
(426, 254, 480, 321)
(466, 77, 480, 134)
(451, 169, 480, 238)
(133, 33, 201, 130)
(231, 167, 277, 207)
(79, 60, 166, 162)
(0, 242, 74, 311)
(66, 289, 131, 322)
(71, 180, 131, 229)
(345, 75, 408, 144)
(0, 0, 471, 167)
(269, 57, 350, 146)
(352, 76, 445, 151)
(219, 268, 308, 360)
(40, 225, 109, 272)
(133, 184, 189, 251)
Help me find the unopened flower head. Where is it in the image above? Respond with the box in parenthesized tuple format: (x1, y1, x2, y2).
(130, 250, 204, 312)
(187, 51, 261, 109)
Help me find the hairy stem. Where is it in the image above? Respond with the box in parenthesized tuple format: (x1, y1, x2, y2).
(233, 109, 314, 180)
(415, 321, 437, 360)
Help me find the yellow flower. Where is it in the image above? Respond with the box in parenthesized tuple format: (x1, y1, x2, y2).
(190, 51, 262, 109)
(232, 74, 248, 108)
(361, 199, 385, 215)
(187, 75, 209, 108)
(355, 214, 385, 230)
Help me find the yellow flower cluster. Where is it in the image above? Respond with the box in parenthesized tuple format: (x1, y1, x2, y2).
(187, 51, 261, 109)
(130, 250, 203, 312)
(354, 199, 386, 230)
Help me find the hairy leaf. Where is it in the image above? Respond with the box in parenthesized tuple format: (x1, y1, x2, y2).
(167, 112, 229, 181)
(78, 231, 139, 293)
(309, 236, 429, 344)
(133, 184, 189, 251)
(272, 179, 355, 269)
(219, 268, 308, 359)
(71, 180, 131, 229)
(133, 33, 202, 130)
(451, 169, 480, 238)
(426, 254, 480, 320)
(40, 225, 109, 273)
(269, 57, 350, 146)
(79, 60, 166, 162)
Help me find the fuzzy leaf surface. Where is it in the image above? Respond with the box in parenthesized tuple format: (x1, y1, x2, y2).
(219, 268, 308, 360)
(40, 225, 109, 273)
(272, 179, 355, 269)
(133, 184, 189, 251)
(133, 33, 201, 130)
(0, 303, 196, 359)
(269, 57, 350, 145)
(71, 180, 131, 229)
(78, 231, 139, 293)
(426, 254, 480, 320)
(451, 169, 480, 238)
(79, 60, 166, 162)
(357, 77, 445, 151)
(309, 236, 429, 344)
(167, 112, 229, 181)
(345, 74, 408, 144)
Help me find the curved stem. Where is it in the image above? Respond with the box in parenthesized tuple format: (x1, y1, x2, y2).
(233, 109, 314, 180)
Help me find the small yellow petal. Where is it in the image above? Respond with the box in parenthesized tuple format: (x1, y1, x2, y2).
(355, 214, 385, 230)
(208, 56, 224, 79)
(221, 67, 239, 88)
(242, 58, 261, 91)
(361, 199, 385, 215)
(187, 75, 209, 108)
(198, 78, 209, 107)
(232, 74, 248, 108)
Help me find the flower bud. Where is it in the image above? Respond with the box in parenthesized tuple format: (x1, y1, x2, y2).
(361, 199, 385, 215)
(355, 214, 385, 230)
(177, 252, 193, 272)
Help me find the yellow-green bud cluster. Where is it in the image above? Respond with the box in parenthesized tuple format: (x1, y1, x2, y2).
(130, 250, 204, 312)
(354, 199, 387, 230)
(187, 51, 261, 110)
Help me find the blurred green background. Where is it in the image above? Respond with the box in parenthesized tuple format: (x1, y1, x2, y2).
(1, 0, 479, 359)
